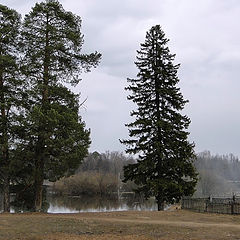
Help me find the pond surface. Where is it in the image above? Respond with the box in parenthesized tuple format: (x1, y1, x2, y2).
(47, 194, 158, 213)
(0, 193, 158, 213)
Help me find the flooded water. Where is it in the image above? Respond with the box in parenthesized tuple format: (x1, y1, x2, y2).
(47, 194, 158, 213)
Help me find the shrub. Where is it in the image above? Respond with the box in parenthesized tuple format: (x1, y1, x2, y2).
(52, 171, 118, 196)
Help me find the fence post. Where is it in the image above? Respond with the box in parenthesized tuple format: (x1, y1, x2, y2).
(232, 194, 236, 215)
(205, 197, 209, 212)
(205, 195, 212, 212)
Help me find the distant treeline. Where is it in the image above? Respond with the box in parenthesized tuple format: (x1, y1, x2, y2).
(194, 151, 240, 197)
(53, 150, 240, 198)
(76, 151, 135, 176)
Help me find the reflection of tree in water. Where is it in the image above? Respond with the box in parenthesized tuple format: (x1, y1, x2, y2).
(48, 195, 120, 212)
(47, 194, 157, 212)
(11, 186, 49, 212)
(123, 194, 157, 211)
(0, 192, 158, 212)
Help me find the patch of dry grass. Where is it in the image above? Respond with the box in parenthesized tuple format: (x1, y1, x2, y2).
(1, 210, 240, 240)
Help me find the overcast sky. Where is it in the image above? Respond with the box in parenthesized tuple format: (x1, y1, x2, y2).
(2, 0, 240, 156)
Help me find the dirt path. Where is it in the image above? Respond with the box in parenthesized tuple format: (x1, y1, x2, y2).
(81, 215, 240, 229)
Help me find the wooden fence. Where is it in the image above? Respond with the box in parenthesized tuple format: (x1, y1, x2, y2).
(182, 196, 240, 214)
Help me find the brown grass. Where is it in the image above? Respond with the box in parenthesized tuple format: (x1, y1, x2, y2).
(1, 210, 240, 239)
(53, 172, 118, 196)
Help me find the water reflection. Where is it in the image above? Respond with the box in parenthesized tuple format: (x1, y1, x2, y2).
(0, 193, 158, 213)
(47, 194, 158, 213)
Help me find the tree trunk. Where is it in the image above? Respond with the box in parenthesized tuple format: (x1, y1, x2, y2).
(34, 161, 44, 211)
(34, 144, 45, 211)
(33, 12, 50, 212)
(0, 70, 10, 213)
(34, 177, 44, 211)
(156, 195, 164, 211)
(157, 201, 164, 211)
(155, 55, 164, 212)
(3, 176, 10, 212)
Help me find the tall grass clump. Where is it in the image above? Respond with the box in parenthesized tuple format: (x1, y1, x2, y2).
(53, 172, 118, 197)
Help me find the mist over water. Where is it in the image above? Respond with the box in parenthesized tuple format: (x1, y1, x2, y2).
(194, 151, 240, 197)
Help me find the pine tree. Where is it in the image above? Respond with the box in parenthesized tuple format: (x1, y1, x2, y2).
(121, 25, 198, 211)
(0, 4, 22, 212)
(20, 0, 101, 211)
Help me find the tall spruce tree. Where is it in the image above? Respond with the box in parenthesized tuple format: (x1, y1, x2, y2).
(0, 5, 22, 212)
(121, 25, 198, 211)
(20, 0, 101, 211)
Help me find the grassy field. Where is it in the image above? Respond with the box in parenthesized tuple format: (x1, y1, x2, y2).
(1, 209, 240, 239)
